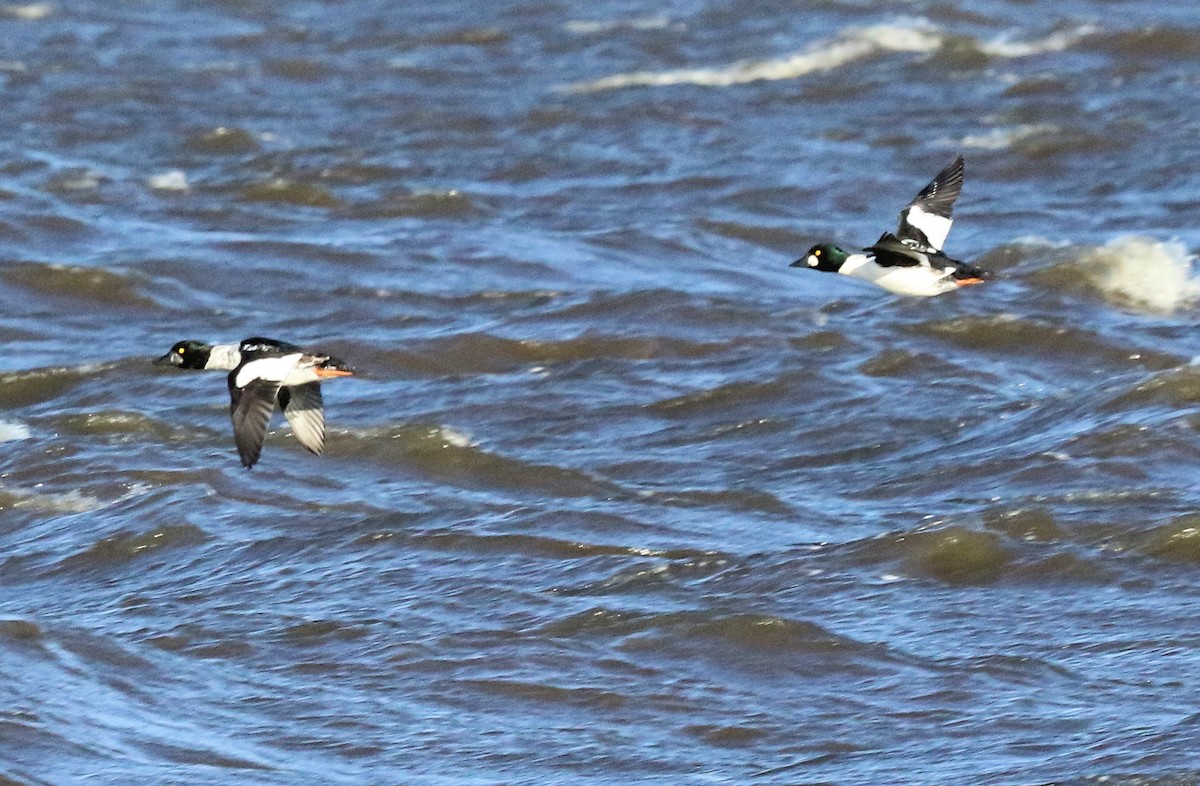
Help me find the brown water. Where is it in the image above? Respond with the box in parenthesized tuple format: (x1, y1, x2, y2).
(3, 1, 1200, 783)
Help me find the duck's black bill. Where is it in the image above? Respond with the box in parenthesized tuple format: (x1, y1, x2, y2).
(153, 352, 183, 367)
(789, 258, 805, 267)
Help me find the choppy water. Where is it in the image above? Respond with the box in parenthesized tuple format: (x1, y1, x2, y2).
(3, 1, 1200, 783)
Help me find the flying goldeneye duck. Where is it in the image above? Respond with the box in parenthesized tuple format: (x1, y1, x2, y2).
(791, 155, 990, 296)
(154, 337, 354, 468)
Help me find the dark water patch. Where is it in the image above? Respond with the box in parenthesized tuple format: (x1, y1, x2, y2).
(336, 424, 620, 499)
(183, 126, 261, 154)
(546, 289, 769, 335)
(381, 331, 728, 377)
(1059, 421, 1195, 461)
(210, 239, 380, 269)
(787, 328, 856, 353)
(341, 188, 482, 219)
(1009, 124, 1129, 159)
(924, 33, 990, 70)
(3, 262, 159, 309)
(769, 417, 906, 471)
(277, 620, 369, 646)
(40, 168, 109, 203)
(1139, 514, 1200, 564)
(456, 678, 627, 711)
(359, 524, 721, 567)
(1001, 73, 1071, 98)
(0, 618, 41, 643)
(506, 508, 663, 542)
(539, 607, 648, 638)
(982, 506, 1063, 542)
(647, 379, 790, 418)
(1106, 367, 1200, 410)
(235, 178, 341, 208)
(328, 285, 564, 311)
(683, 723, 771, 748)
(617, 175, 734, 202)
(542, 607, 870, 660)
(910, 314, 1181, 370)
(561, 553, 734, 595)
(57, 523, 209, 573)
(854, 525, 1012, 585)
(52, 410, 176, 441)
(633, 486, 793, 517)
(902, 527, 1012, 585)
(695, 217, 809, 253)
(1089, 26, 1200, 60)
(617, 612, 893, 676)
(133, 741, 273, 772)
(145, 626, 254, 660)
(263, 57, 330, 82)
(687, 416, 792, 444)
(957, 653, 1078, 685)
(0, 363, 109, 409)
(430, 27, 510, 47)
(857, 347, 967, 380)
(1008, 551, 1113, 584)
(307, 160, 415, 187)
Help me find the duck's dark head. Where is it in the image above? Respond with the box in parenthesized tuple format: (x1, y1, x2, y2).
(791, 244, 848, 273)
(154, 340, 212, 370)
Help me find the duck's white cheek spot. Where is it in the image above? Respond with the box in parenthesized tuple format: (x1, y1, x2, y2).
(807, 255, 819, 267)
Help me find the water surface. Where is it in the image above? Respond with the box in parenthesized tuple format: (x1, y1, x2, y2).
(2, 1, 1200, 783)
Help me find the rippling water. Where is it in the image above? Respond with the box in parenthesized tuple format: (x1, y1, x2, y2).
(4, 1, 1200, 782)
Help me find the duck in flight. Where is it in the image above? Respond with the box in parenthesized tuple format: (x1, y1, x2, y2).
(792, 155, 989, 296)
(154, 336, 354, 468)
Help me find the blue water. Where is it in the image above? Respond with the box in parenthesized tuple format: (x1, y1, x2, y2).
(3, 1, 1200, 783)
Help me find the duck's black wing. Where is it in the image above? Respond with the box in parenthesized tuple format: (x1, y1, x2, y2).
(228, 374, 283, 468)
(239, 336, 305, 358)
(864, 232, 936, 268)
(865, 232, 990, 282)
(278, 382, 325, 455)
(895, 155, 963, 253)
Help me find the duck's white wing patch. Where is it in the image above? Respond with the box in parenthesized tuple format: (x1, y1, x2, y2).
(899, 205, 954, 252)
(204, 344, 242, 371)
(234, 354, 302, 389)
(228, 377, 283, 468)
(279, 382, 325, 455)
(896, 155, 963, 252)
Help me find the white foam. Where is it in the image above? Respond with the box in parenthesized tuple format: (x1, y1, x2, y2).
(566, 17, 676, 35)
(1081, 236, 1200, 314)
(1, 486, 101, 514)
(0, 421, 30, 442)
(1, 3, 52, 20)
(569, 21, 1098, 93)
(437, 426, 474, 449)
(147, 170, 189, 192)
(961, 123, 1058, 150)
(568, 22, 943, 92)
(980, 25, 1096, 58)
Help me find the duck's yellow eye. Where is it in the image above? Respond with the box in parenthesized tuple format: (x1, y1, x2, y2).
(814, 249, 821, 256)
(177, 347, 185, 354)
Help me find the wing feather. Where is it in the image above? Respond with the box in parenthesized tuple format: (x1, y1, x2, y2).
(896, 156, 963, 252)
(278, 383, 325, 455)
(229, 375, 282, 469)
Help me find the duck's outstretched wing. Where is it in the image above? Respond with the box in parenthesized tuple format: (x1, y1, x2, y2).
(279, 382, 325, 455)
(228, 375, 283, 469)
(896, 155, 963, 252)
